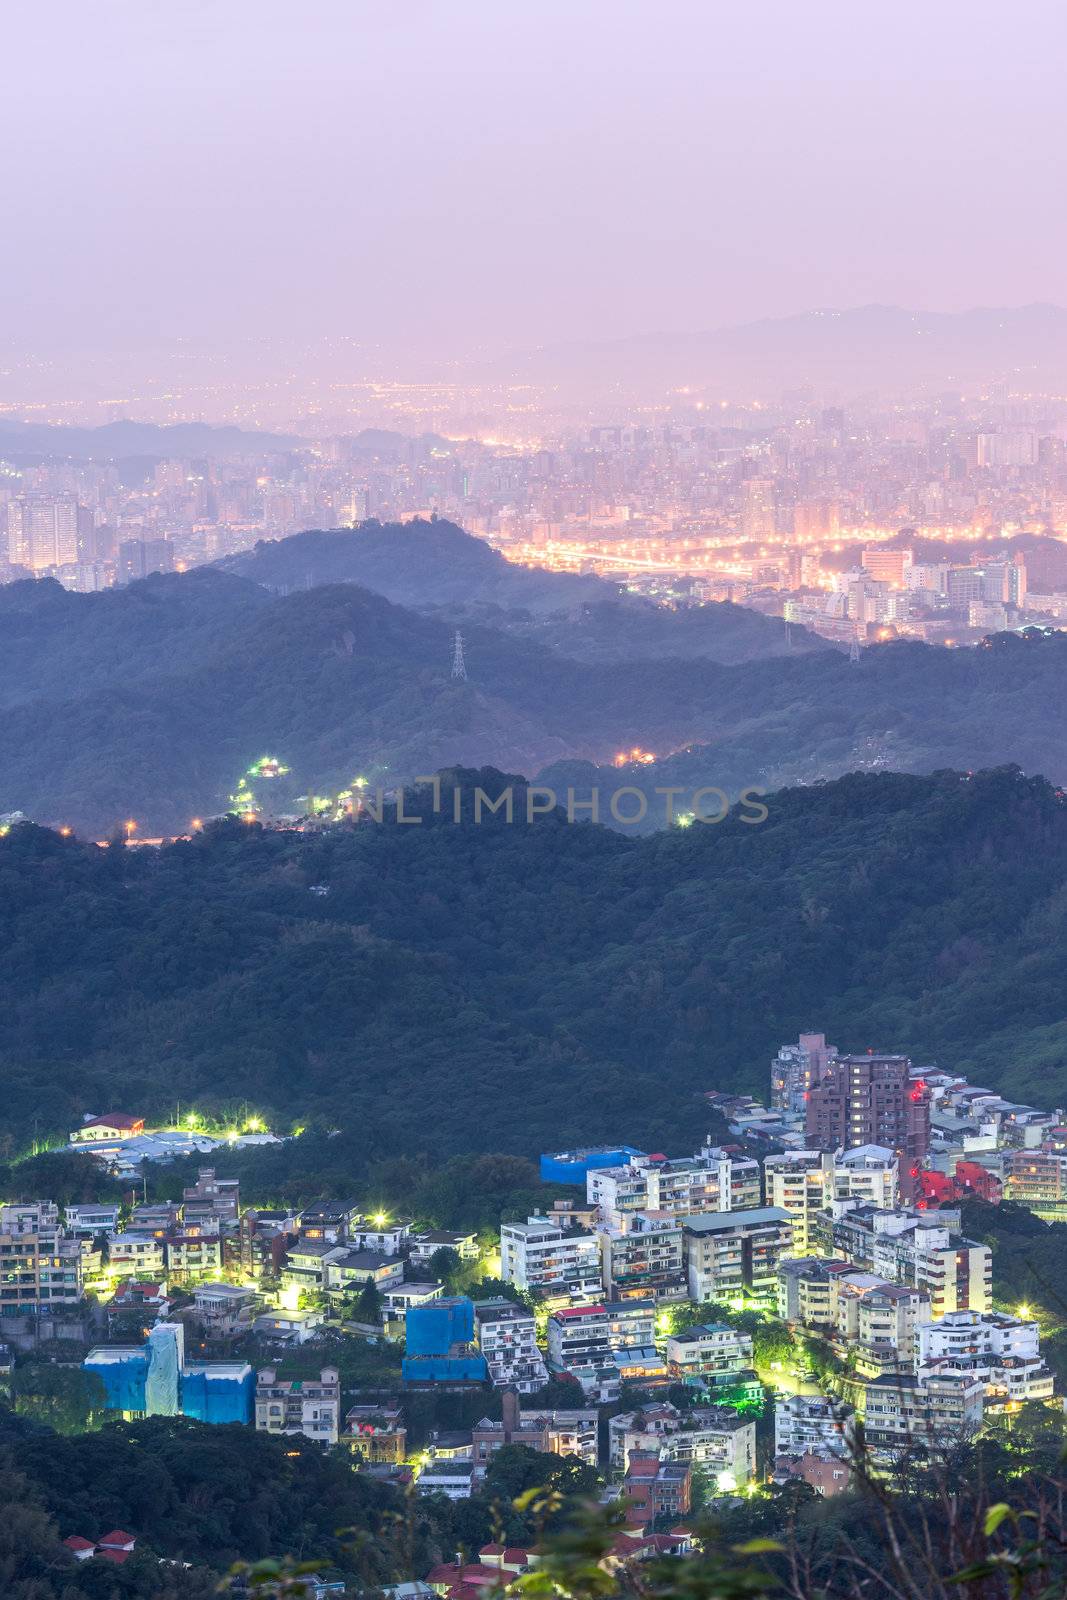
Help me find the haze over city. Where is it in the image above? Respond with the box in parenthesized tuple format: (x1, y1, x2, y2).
(5, 0, 1067, 421)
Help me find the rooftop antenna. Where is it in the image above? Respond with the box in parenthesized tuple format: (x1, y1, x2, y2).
(849, 637, 861, 665)
(450, 628, 468, 681)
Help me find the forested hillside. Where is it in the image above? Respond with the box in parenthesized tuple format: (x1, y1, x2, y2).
(2, 555, 1067, 837)
(219, 519, 815, 660)
(1, 766, 1065, 1166)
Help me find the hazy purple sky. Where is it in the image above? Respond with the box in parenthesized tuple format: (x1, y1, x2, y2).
(4, 0, 1067, 365)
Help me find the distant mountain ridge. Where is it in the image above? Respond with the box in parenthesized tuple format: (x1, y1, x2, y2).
(219, 519, 817, 660)
(492, 303, 1067, 394)
(1, 558, 1066, 837)
(0, 419, 299, 461)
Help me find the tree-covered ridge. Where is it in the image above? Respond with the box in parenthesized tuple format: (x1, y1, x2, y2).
(3, 541, 1067, 836)
(1, 765, 1065, 1163)
(219, 519, 816, 658)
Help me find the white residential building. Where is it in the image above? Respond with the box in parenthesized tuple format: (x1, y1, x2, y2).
(546, 1298, 661, 1399)
(916, 1311, 1054, 1410)
(664, 1323, 754, 1383)
(500, 1216, 602, 1300)
(255, 1366, 341, 1447)
(473, 1297, 549, 1393)
(763, 1151, 833, 1254)
(107, 1232, 166, 1279)
(833, 1145, 898, 1208)
(587, 1149, 760, 1232)
(775, 1395, 855, 1459)
(609, 1401, 757, 1487)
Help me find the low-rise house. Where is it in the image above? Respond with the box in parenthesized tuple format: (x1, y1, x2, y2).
(384, 1281, 445, 1326)
(417, 1460, 475, 1499)
(281, 1240, 348, 1294)
(165, 1231, 222, 1284)
(193, 1282, 257, 1332)
(70, 1114, 145, 1145)
(65, 1204, 120, 1235)
(128, 1204, 181, 1238)
(106, 1281, 170, 1331)
(409, 1228, 479, 1264)
(324, 1249, 405, 1297)
(344, 1405, 407, 1463)
(773, 1450, 851, 1496)
(297, 1204, 362, 1244)
(253, 1307, 325, 1344)
(347, 1216, 412, 1256)
(108, 1232, 166, 1279)
(623, 1450, 692, 1521)
(255, 1366, 341, 1447)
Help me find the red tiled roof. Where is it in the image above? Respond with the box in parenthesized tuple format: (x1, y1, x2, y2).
(83, 1115, 142, 1131)
(97, 1548, 131, 1564)
(63, 1535, 96, 1551)
(98, 1530, 136, 1548)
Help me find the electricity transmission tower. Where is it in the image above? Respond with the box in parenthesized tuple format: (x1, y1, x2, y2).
(450, 629, 468, 681)
(849, 637, 861, 664)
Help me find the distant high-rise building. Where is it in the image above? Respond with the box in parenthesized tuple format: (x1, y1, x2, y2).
(862, 548, 913, 588)
(6, 495, 86, 570)
(771, 1032, 837, 1112)
(741, 477, 776, 539)
(805, 1054, 930, 1199)
(117, 537, 174, 584)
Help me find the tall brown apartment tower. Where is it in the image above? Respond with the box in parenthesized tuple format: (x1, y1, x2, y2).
(805, 1053, 930, 1199)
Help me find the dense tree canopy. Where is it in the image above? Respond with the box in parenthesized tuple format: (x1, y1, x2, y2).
(1, 765, 1066, 1169)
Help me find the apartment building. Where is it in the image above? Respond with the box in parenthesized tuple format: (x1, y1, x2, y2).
(473, 1298, 549, 1393)
(916, 1311, 1054, 1410)
(500, 1216, 602, 1300)
(833, 1145, 898, 1208)
(775, 1395, 855, 1459)
(107, 1232, 166, 1280)
(683, 1208, 794, 1307)
(664, 1323, 754, 1386)
(763, 1152, 833, 1254)
(837, 1280, 930, 1378)
(862, 1370, 984, 1462)
(587, 1149, 760, 1232)
(0, 1204, 83, 1318)
(806, 1055, 929, 1198)
(598, 1212, 687, 1302)
(546, 1298, 661, 1398)
(610, 1401, 757, 1487)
